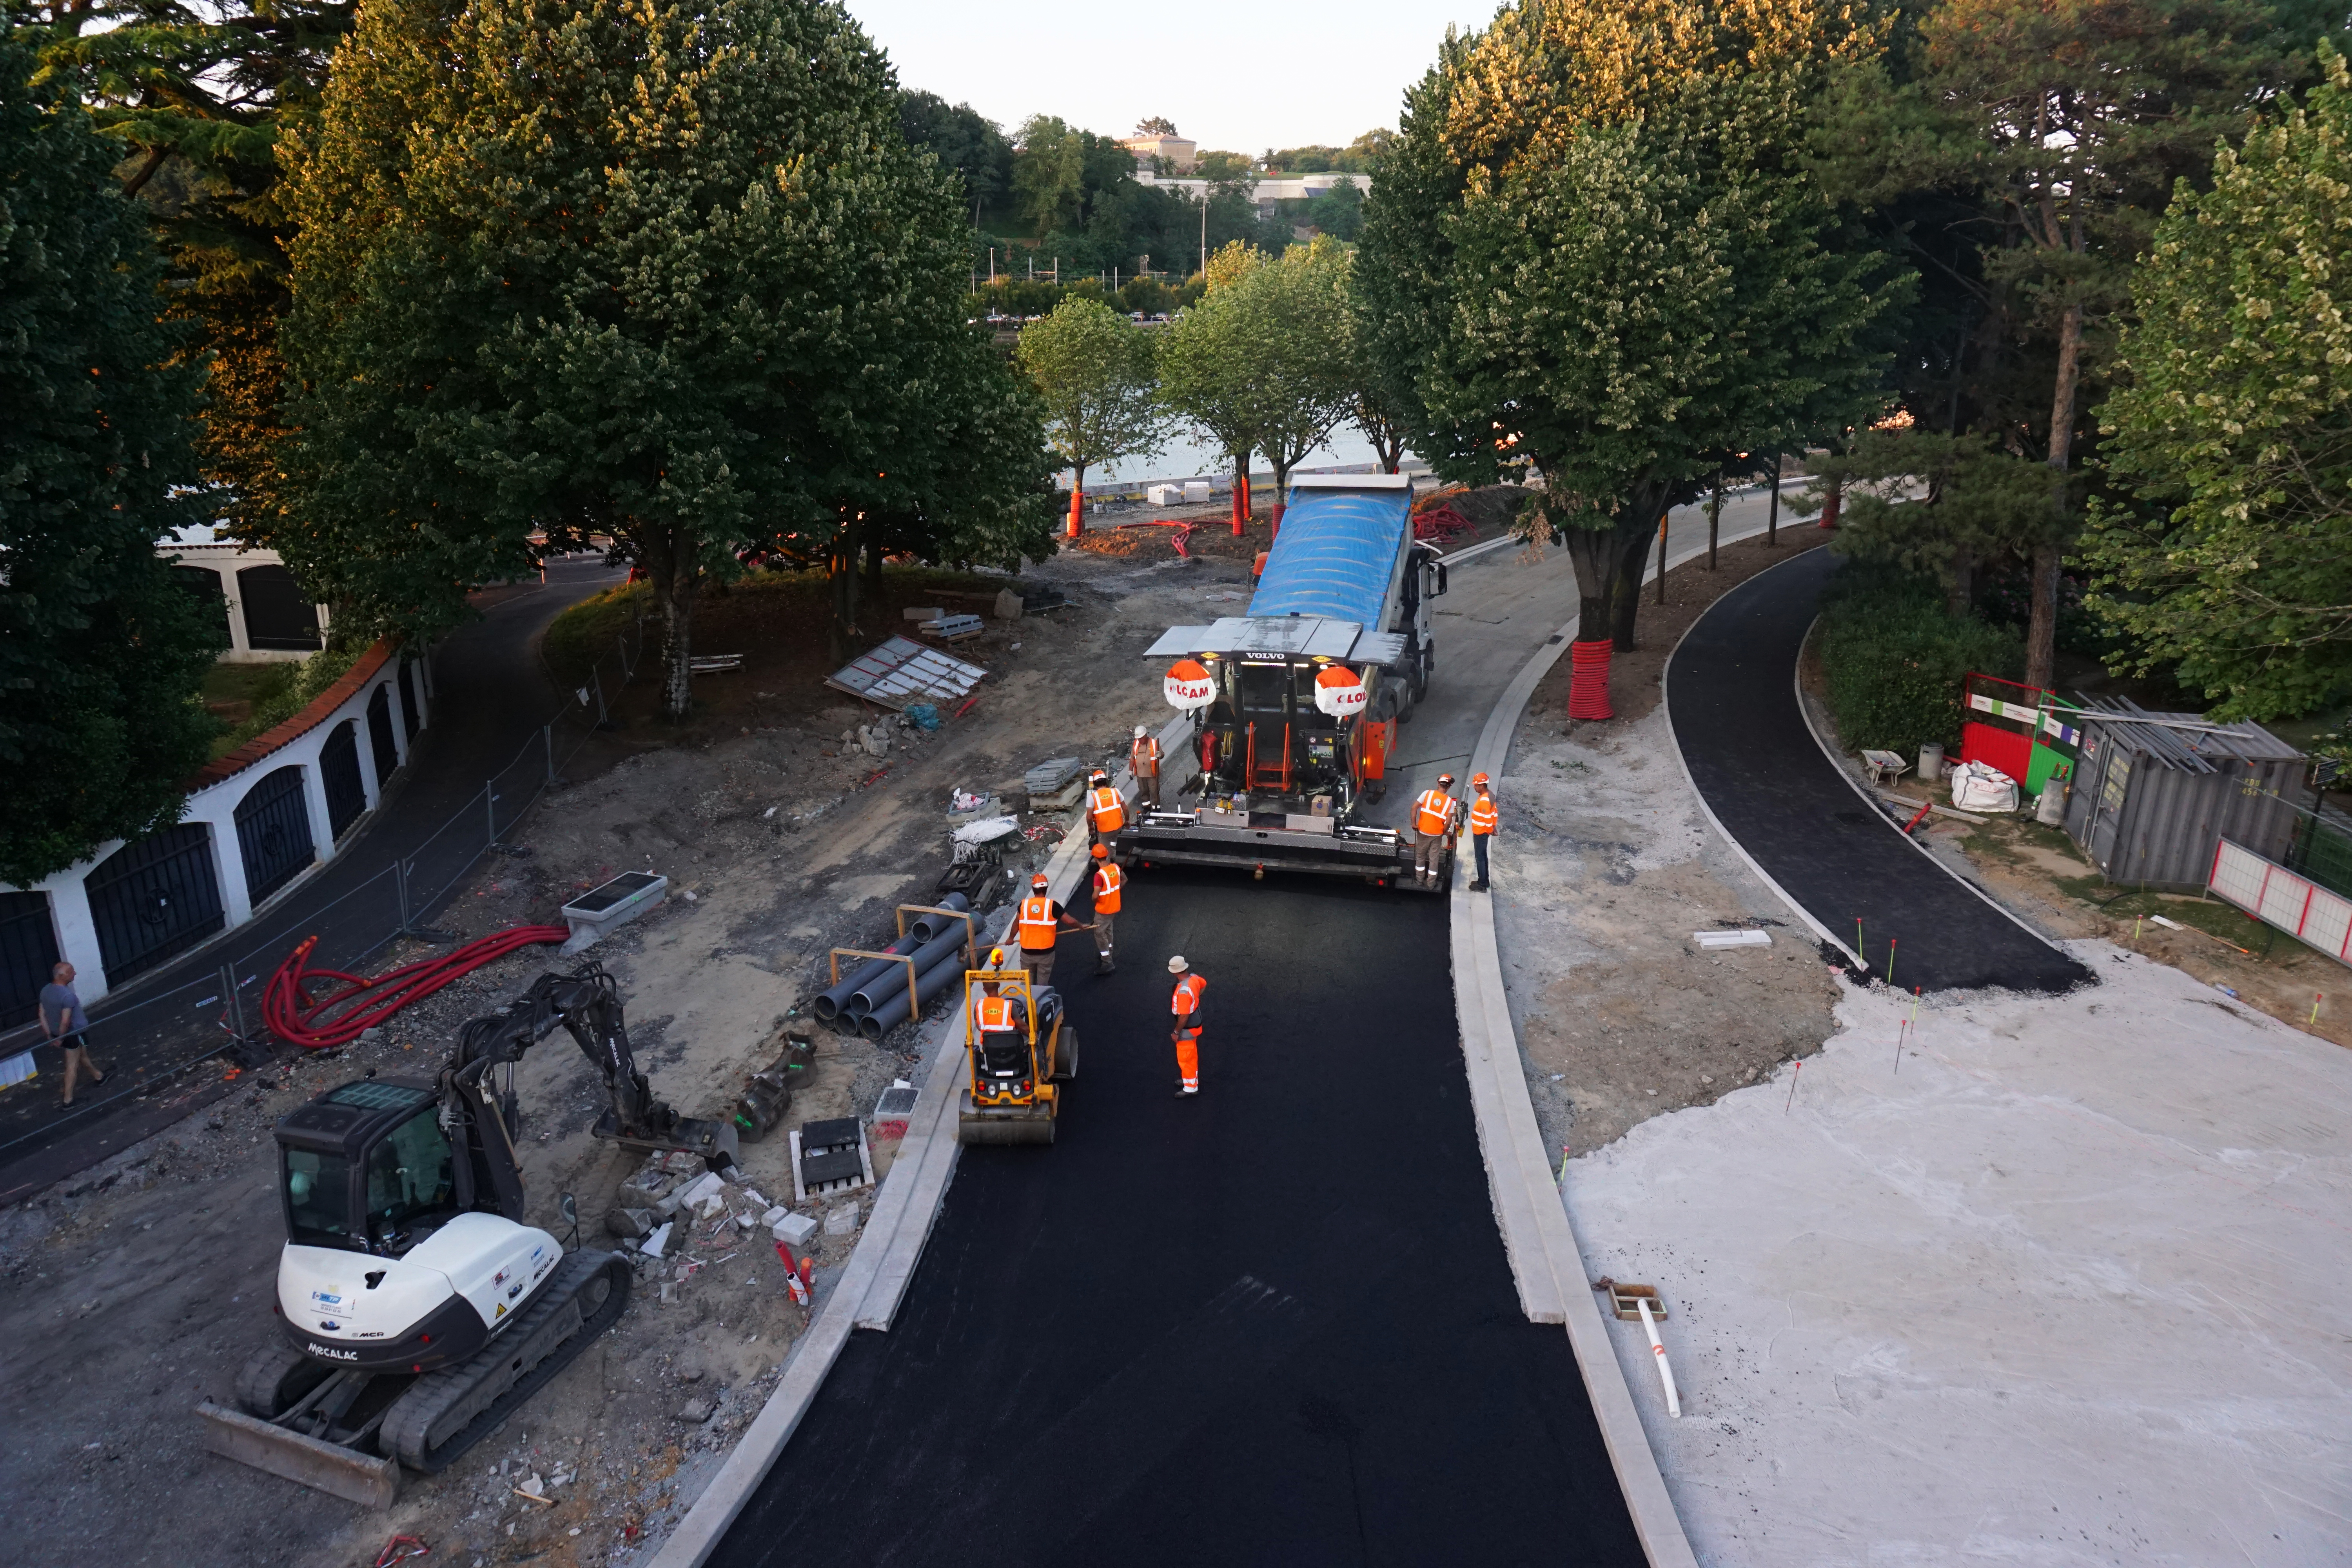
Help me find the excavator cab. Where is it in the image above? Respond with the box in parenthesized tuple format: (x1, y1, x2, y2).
(957, 961, 1078, 1147)
(276, 1079, 462, 1256)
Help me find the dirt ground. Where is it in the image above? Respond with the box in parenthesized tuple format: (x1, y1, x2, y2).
(0, 541, 1255, 1568)
(1062, 480, 1520, 564)
(1493, 530, 1846, 1160)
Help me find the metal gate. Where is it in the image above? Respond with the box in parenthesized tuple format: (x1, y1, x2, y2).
(399, 658, 421, 742)
(321, 719, 366, 839)
(367, 684, 399, 793)
(85, 823, 224, 982)
(0, 891, 60, 1029)
(235, 764, 314, 906)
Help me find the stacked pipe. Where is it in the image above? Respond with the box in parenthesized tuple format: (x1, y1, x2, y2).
(1567, 639, 1615, 721)
(811, 893, 972, 1027)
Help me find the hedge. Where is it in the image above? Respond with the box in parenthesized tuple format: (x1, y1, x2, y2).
(1817, 563, 2023, 760)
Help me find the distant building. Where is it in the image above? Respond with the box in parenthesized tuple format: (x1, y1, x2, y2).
(1121, 132, 1198, 172)
(1134, 169, 1369, 222)
(163, 535, 333, 663)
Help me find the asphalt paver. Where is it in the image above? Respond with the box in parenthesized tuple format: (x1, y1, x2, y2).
(713, 866, 1644, 1567)
(1667, 547, 2090, 995)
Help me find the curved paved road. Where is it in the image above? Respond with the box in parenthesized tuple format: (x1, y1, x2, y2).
(1666, 546, 2090, 995)
(0, 555, 625, 1198)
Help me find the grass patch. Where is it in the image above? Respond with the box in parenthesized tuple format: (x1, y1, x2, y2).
(203, 644, 366, 758)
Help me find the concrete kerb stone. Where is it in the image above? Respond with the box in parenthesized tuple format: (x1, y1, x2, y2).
(1444, 518, 1789, 1568)
(649, 715, 1185, 1568)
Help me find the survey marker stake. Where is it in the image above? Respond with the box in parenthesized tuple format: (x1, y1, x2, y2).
(1784, 1058, 1802, 1114)
(1638, 1295, 1682, 1417)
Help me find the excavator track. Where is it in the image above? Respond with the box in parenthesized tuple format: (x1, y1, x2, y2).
(379, 1250, 632, 1473)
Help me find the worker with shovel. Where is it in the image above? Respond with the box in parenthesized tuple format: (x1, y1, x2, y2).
(1015, 873, 1087, 988)
(1411, 773, 1463, 887)
(1169, 955, 1207, 1096)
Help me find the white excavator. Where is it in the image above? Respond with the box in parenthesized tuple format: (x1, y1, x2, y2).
(197, 962, 735, 1506)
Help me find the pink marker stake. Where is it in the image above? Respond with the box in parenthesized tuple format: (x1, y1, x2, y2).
(1784, 1058, 1802, 1114)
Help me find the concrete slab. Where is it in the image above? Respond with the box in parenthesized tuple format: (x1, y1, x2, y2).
(1563, 949, 2352, 1564)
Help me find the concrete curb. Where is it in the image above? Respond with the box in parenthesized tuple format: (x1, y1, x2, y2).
(1445, 517, 1792, 1568)
(649, 713, 1194, 1568)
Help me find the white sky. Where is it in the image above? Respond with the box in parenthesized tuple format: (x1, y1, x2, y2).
(844, 0, 1498, 154)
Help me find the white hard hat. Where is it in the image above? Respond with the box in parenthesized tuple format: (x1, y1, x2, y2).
(1134, 724, 1148, 737)
(1167, 955, 1188, 974)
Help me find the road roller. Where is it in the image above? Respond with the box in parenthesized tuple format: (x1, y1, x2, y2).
(957, 953, 1077, 1146)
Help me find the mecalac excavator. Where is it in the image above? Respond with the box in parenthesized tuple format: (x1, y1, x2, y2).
(1128, 474, 1452, 888)
(197, 963, 736, 1506)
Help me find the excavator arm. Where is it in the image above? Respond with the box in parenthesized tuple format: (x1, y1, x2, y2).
(442, 962, 736, 1220)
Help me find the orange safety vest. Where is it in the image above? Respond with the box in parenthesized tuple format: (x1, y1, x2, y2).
(1130, 736, 1161, 776)
(1088, 786, 1126, 833)
(1092, 862, 1123, 915)
(1414, 788, 1457, 837)
(1017, 896, 1060, 951)
(973, 993, 1020, 1034)
(1171, 973, 1206, 1032)
(1470, 795, 1498, 835)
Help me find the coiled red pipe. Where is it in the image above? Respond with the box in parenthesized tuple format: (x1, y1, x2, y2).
(262, 926, 570, 1050)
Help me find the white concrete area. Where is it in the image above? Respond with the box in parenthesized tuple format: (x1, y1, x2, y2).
(1564, 947, 2352, 1565)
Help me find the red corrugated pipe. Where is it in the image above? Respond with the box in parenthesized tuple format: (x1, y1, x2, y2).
(262, 926, 570, 1050)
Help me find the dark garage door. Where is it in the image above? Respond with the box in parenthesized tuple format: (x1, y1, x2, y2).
(367, 684, 399, 793)
(236, 564, 322, 652)
(321, 719, 367, 839)
(235, 764, 315, 906)
(0, 891, 61, 1029)
(85, 824, 224, 982)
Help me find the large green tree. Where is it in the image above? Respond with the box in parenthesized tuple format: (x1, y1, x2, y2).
(2082, 44, 2352, 718)
(1363, 0, 1908, 649)
(1, 38, 221, 886)
(276, 0, 1012, 718)
(1016, 297, 1165, 539)
(14, 0, 358, 540)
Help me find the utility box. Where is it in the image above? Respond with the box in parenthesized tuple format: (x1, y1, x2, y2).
(560, 871, 667, 954)
(1183, 480, 1212, 504)
(2060, 698, 2312, 891)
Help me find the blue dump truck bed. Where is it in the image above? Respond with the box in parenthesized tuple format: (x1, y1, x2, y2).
(1245, 483, 1415, 627)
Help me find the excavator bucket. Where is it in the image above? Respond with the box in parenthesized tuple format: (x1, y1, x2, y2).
(195, 1401, 401, 1509)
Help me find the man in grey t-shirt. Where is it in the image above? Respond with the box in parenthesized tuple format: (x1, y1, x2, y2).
(39, 962, 105, 1108)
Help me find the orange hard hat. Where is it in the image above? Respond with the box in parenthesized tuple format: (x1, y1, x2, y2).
(1472, 772, 1491, 788)
(1091, 843, 1108, 859)
(1031, 873, 1049, 889)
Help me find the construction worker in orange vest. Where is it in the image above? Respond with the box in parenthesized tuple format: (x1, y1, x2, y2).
(1089, 844, 1124, 975)
(1467, 772, 1498, 891)
(1129, 724, 1162, 809)
(971, 949, 1029, 1040)
(1085, 769, 1126, 846)
(1168, 955, 1206, 1096)
(1015, 873, 1084, 989)
(1411, 773, 1462, 887)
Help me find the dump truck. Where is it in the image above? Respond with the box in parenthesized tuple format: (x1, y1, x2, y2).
(1128, 475, 1450, 889)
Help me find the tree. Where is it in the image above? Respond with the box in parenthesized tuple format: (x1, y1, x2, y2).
(1364, 2, 1908, 650)
(1299, 177, 1365, 240)
(276, 0, 992, 719)
(1135, 116, 1178, 137)
(1016, 297, 1165, 540)
(2081, 44, 2352, 718)
(1, 38, 221, 886)
(1909, 0, 2303, 689)
(1222, 238, 1358, 528)
(14, 0, 359, 544)
(1806, 429, 2058, 616)
(1013, 114, 1090, 233)
(1159, 241, 1269, 533)
(900, 90, 1013, 224)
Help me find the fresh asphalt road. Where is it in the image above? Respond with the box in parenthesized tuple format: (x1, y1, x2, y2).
(1668, 546, 2091, 994)
(714, 867, 1644, 1567)
(0, 554, 625, 1199)
(701, 495, 1812, 1565)
(1367, 477, 1811, 833)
